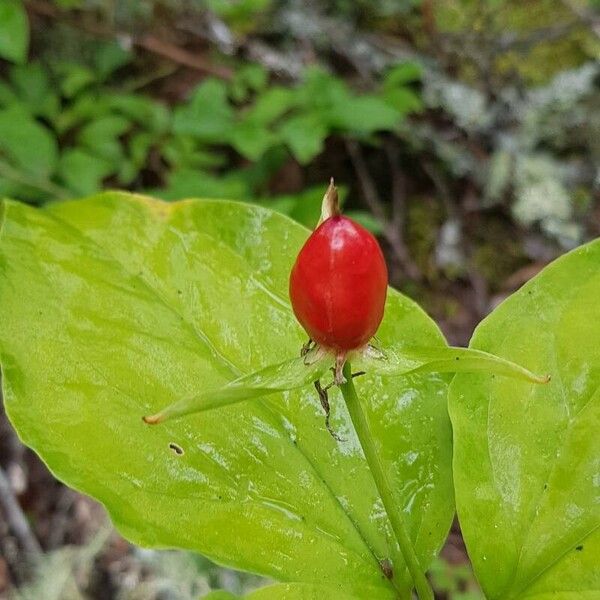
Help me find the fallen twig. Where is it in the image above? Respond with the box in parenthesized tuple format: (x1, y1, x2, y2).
(345, 138, 421, 281)
(385, 139, 422, 281)
(26, 0, 233, 79)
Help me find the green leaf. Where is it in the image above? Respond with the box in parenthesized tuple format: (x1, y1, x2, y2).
(230, 63, 268, 102)
(157, 169, 248, 200)
(382, 88, 423, 115)
(162, 137, 226, 170)
(128, 132, 155, 168)
(144, 352, 332, 424)
(0, 160, 54, 204)
(173, 79, 234, 142)
(327, 95, 402, 133)
(0, 193, 454, 598)
(246, 583, 365, 599)
(230, 119, 277, 161)
(0, 0, 28, 63)
(107, 94, 170, 134)
(296, 66, 351, 111)
(9, 62, 59, 120)
(356, 345, 548, 384)
(278, 114, 327, 164)
(54, 93, 111, 134)
(0, 81, 18, 106)
(449, 239, 600, 599)
(93, 41, 131, 79)
(57, 63, 96, 98)
(243, 87, 295, 126)
(384, 62, 423, 87)
(0, 106, 58, 177)
(77, 115, 131, 163)
(58, 149, 113, 196)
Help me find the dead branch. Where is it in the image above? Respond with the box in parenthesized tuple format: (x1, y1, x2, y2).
(26, 0, 233, 79)
(345, 138, 422, 281)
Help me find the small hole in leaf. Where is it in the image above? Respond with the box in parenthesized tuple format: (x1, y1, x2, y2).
(576, 545, 583, 551)
(169, 442, 184, 455)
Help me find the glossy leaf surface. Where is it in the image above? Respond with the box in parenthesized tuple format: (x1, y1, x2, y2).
(0, 192, 454, 597)
(450, 240, 600, 599)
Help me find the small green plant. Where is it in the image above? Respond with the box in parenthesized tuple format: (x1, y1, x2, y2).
(0, 3, 422, 232)
(0, 183, 596, 599)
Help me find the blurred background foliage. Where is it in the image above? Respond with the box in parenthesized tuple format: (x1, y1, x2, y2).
(0, 0, 598, 342)
(0, 0, 598, 598)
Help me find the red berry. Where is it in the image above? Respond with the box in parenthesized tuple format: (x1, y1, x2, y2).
(289, 214, 388, 352)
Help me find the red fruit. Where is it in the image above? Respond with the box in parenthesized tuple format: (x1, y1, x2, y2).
(289, 213, 388, 352)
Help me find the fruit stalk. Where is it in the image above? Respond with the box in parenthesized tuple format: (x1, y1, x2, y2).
(339, 361, 434, 600)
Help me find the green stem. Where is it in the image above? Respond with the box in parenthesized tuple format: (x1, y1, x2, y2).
(339, 361, 434, 600)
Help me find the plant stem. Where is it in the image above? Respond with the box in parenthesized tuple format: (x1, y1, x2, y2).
(339, 361, 434, 600)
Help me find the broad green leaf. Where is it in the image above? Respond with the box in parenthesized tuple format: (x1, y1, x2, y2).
(173, 80, 234, 142)
(157, 169, 248, 200)
(245, 583, 367, 599)
(230, 63, 268, 101)
(278, 114, 327, 164)
(58, 149, 113, 196)
(54, 93, 112, 134)
(384, 62, 423, 87)
(128, 132, 155, 169)
(0, 193, 454, 598)
(0, 0, 28, 63)
(449, 239, 600, 600)
(162, 137, 227, 170)
(243, 87, 294, 125)
(230, 119, 277, 161)
(0, 160, 53, 204)
(0, 81, 18, 106)
(9, 62, 59, 120)
(0, 106, 58, 177)
(382, 88, 424, 115)
(107, 94, 170, 134)
(327, 95, 402, 133)
(77, 115, 131, 163)
(296, 66, 351, 111)
(58, 63, 96, 98)
(93, 40, 131, 79)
